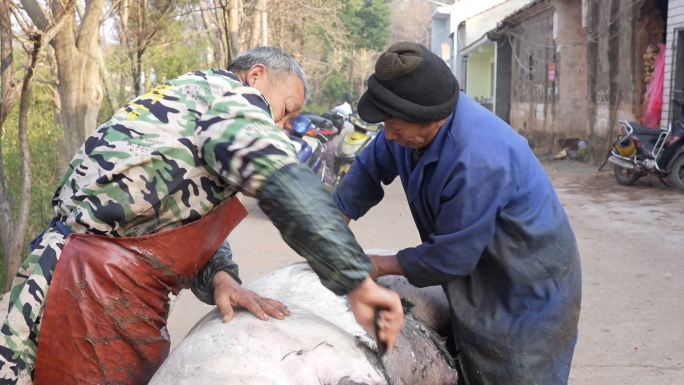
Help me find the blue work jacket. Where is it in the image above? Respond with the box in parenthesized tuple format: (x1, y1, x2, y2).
(334, 93, 581, 385)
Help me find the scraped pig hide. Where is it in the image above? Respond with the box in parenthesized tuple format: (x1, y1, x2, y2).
(151, 261, 458, 385)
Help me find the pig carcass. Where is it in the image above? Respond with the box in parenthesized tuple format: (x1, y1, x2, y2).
(151, 261, 458, 385)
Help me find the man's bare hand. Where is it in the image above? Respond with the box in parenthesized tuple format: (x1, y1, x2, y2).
(367, 254, 406, 280)
(212, 271, 290, 323)
(348, 277, 404, 351)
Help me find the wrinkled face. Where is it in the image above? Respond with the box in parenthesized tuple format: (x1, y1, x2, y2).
(383, 118, 447, 149)
(243, 65, 305, 128)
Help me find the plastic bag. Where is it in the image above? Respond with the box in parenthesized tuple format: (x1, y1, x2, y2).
(642, 43, 666, 128)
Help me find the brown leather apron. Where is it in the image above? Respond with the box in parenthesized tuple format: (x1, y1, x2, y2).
(34, 197, 247, 385)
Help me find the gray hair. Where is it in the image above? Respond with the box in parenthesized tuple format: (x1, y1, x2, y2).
(228, 47, 310, 101)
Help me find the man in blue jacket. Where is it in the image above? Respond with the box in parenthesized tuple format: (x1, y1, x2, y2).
(334, 42, 582, 385)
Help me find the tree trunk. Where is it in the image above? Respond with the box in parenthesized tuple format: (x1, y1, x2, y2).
(249, 0, 262, 48)
(228, 0, 240, 61)
(133, 0, 145, 96)
(199, 0, 221, 64)
(261, 0, 268, 46)
(214, 0, 231, 66)
(98, 33, 119, 111)
(47, 0, 105, 160)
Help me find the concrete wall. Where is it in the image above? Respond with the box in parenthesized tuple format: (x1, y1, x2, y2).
(505, 3, 557, 138)
(585, 0, 639, 140)
(554, 0, 588, 140)
(431, 12, 451, 61)
(466, 55, 493, 98)
(494, 0, 665, 159)
(465, 43, 496, 102)
(581, 0, 665, 161)
(662, 0, 684, 126)
(431, 0, 534, 75)
(463, 0, 537, 47)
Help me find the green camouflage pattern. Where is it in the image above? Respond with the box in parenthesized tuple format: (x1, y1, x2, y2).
(54, 69, 297, 237)
(0, 229, 65, 385)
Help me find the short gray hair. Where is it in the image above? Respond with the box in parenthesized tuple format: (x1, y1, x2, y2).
(228, 47, 310, 101)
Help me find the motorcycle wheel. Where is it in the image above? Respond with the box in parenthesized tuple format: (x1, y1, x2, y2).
(670, 156, 684, 191)
(613, 164, 641, 185)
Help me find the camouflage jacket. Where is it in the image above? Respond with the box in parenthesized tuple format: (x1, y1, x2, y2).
(53, 69, 297, 237)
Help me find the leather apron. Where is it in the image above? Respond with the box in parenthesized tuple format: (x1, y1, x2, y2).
(34, 197, 247, 385)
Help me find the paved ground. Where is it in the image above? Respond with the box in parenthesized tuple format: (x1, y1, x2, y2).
(167, 160, 684, 385)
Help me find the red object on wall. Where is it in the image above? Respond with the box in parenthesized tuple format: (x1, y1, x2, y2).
(642, 43, 666, 128)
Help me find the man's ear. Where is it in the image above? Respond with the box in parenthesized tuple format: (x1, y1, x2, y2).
(245, 64, 267, 87)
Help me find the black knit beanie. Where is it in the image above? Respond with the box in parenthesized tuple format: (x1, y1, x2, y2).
(357, 42, 459, 123)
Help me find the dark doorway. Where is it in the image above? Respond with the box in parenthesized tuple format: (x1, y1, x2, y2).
(671, 31, 684, 122)
(655, 0, 668, 26)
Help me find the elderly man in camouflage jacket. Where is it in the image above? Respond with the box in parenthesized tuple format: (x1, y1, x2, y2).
(0, 47, 404, 385)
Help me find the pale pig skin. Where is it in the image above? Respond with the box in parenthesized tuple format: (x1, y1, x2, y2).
(151, 261, 458, 385)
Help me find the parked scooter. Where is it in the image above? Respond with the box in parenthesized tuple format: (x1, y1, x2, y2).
(286, 115, 326, 180)
(332, 115, 381, 187)
(608, 118, 684, 190)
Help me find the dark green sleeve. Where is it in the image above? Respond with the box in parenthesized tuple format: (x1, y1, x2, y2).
(191, 240, 241, 305)
(257, 163, 371, 295)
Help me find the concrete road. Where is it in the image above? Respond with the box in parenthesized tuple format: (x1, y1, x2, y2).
(167, 160, 684, 385)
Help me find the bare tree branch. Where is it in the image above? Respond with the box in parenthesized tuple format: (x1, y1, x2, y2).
(42, 0, 77, 45)
(139, 0, 175, 53)
(10, 4, 36, 36)
(19, 0, 50, 30)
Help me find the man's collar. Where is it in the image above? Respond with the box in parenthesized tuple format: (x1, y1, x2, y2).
(415, 113, 453, 165)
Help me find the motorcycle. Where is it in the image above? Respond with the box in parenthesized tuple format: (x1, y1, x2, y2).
(608, 119, 684, 191)
(332, 114, 381, 187)
(286, 115, 326, 180)
(300, 112, 340, 142)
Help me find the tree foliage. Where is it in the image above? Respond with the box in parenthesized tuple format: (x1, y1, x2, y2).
(342, 0, 391, 51)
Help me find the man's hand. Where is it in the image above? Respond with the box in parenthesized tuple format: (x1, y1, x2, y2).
(212, 271, 290, 323)
(367, 254, 406, 280)
(348, 277, 404, 351)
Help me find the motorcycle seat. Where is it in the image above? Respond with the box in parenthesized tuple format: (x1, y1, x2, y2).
(307, 115, 334, 130)
(627, 122, 666, 136)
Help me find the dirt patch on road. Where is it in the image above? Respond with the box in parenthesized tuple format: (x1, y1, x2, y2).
(544, 160, 684, 210)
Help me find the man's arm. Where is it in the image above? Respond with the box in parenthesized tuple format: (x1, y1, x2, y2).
(394, 156, 512, 287)
(334, 131, 399, 221)
(191, 240, 241, 305)
(257, 162, 403, 347)
(196, 87, 370, 294)
(196, 87, 404, 348)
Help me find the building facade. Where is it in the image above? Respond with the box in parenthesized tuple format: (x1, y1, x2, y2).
(488, 0, 667, 159)
(431, 0, 534, 111)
